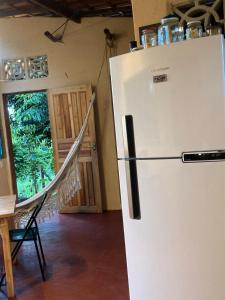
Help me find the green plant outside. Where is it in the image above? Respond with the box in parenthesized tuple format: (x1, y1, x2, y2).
(7, 92, 54, 201)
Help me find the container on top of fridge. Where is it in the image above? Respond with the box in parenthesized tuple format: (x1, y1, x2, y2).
(186, 21, 203, 40)
(158, 16, 184, 46)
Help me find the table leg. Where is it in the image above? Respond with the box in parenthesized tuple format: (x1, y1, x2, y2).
(0, 218, 14, 298)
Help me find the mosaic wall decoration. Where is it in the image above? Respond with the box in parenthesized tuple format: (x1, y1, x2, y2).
(3, 58, 26, 81)
(27, 55, 48, 79)
(171, 0, 225, 31)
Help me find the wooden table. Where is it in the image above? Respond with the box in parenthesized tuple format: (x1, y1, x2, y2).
(0, 195, 16, 298)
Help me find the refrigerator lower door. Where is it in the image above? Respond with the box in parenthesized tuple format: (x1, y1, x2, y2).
(118, 159, 225, 300)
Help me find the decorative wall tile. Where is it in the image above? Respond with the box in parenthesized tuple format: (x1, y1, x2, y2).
(171, 0, 224, 30)
(3, 58, 26, 81)
(27, 55, 48, 79)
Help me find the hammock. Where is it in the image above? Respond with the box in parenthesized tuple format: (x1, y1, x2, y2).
(14, 92, 96, 227)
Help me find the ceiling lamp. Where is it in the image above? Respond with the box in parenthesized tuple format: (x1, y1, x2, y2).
(44, 19, 69, 43)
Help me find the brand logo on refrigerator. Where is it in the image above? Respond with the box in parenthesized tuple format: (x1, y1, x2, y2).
(153, 74, 168, 84)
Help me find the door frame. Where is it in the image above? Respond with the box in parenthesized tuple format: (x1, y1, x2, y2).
(2, 94, 17, 195)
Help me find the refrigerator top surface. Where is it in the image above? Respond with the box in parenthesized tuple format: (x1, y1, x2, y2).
(110, 34, 223, 62)
(110, 35, 225, 159)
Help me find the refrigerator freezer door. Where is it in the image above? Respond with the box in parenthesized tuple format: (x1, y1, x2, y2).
(111, 35, 225, 158)
(118, 159, 225, 300)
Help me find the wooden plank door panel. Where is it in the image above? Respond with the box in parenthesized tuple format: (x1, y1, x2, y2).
(48, 85, 102, 213)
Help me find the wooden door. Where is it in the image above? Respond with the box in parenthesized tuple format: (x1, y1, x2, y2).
(48, 85, 102, 213)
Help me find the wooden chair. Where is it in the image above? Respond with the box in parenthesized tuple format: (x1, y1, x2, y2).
(0, 193, 48, 286)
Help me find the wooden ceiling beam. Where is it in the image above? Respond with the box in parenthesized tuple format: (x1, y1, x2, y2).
(82, 7, 132, 17)
(28, 0, 81, 23)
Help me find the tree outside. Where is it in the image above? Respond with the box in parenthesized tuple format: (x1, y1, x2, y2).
(7, 92, 54, 201)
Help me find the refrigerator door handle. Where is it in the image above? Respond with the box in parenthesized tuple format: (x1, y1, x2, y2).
(182, 150, 225, 163)
(122, 115, 141, 220)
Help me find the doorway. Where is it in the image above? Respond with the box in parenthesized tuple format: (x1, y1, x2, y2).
(4, 91, 54, 202)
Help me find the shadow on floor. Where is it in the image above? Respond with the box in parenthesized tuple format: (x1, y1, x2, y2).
(0, 211, 129, 300)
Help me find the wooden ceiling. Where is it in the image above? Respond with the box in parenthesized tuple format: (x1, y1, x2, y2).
(0, 0, 132, 22)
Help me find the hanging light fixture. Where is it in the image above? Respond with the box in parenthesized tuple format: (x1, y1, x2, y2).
(44, 19, 69, 43)
(104, 28, 114, 48)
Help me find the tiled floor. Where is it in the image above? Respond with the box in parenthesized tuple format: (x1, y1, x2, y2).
(0, 212, 129, 300)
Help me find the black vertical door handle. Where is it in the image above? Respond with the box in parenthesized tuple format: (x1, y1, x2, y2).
(122, 115, 141, 220)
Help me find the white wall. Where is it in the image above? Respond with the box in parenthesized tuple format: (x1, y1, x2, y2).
(0, 17, 134, 210)
(131, 0, 182, 41)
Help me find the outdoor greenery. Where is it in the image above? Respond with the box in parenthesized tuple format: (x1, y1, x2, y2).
(7, 92, 54, 201)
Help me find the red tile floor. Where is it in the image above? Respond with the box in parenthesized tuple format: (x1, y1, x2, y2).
(0, 212, 129, 300)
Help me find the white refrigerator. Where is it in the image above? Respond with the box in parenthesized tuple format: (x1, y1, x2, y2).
(110, 35, 225, 300)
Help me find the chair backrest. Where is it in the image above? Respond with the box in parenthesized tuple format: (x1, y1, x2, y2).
(25, 193, 48, 230)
